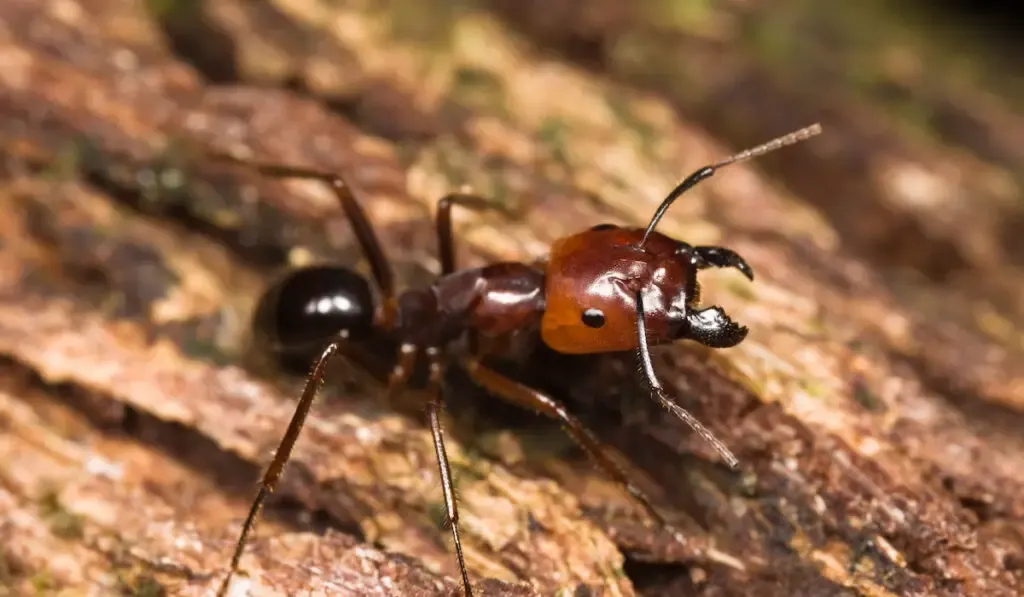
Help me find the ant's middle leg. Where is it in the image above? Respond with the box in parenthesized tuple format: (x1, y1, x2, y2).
(435, 193, 506, 276)
(217, 331, 352, 597)
(207, 154, 399, 325)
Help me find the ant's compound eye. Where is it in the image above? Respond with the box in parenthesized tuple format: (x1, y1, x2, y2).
(581, 308, 606, 328)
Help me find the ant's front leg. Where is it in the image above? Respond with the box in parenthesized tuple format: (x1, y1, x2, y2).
(459, 358, 743, 570)
(676, 243, 754, 281)
(460, 358, 664, 519)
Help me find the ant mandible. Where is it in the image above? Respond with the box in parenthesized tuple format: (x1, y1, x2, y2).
(215, 123, 822, 596)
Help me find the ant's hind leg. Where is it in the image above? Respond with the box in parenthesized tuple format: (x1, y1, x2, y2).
(217, 332, 350, 597)
(424, 348, 474, 596)
(207, 154, 399, 326)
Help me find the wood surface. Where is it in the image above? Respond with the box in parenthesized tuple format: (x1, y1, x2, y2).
(0, 1, 1021, 595)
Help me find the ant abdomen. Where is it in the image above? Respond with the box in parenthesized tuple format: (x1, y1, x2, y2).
(252, 265, 376, 357)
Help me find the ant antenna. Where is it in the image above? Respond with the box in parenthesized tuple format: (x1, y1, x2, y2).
(638, 123, 823, 248)
(634, 290, 740, 468)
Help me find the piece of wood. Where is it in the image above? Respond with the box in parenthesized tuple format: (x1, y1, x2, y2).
(0, 0, 1021, 595)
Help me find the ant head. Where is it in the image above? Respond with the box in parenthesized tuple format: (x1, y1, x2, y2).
(540, 122, 821, 358)
(540, 225, 746, 354)
(542, 124, 821, 469)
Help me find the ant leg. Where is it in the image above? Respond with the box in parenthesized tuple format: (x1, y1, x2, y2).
(425, 347, 473, 595)
(217, 332, 349, 597)
(460, 359, 744, 570)
(435, 193, 500, 275)
(384, 343, 420, 412)
(387, 343, 418, 392)
(209, 154, 399, 325)
(459, 359, 672, 532)
(676, 243, 754, 281)
(432, 190, 499, 354)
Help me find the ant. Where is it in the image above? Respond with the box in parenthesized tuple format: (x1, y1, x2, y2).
(214, 123, 822, 596)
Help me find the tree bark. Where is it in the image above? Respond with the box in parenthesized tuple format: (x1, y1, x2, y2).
(0, 0, 1021, 596)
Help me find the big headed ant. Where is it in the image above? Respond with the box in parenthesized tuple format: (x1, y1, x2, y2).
(215, 123, 822, 596)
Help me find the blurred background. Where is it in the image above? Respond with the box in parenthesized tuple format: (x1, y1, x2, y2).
(0, 1, 1021, 596)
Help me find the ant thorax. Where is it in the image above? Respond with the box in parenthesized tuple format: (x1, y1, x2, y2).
(396, 262, 546, 349)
